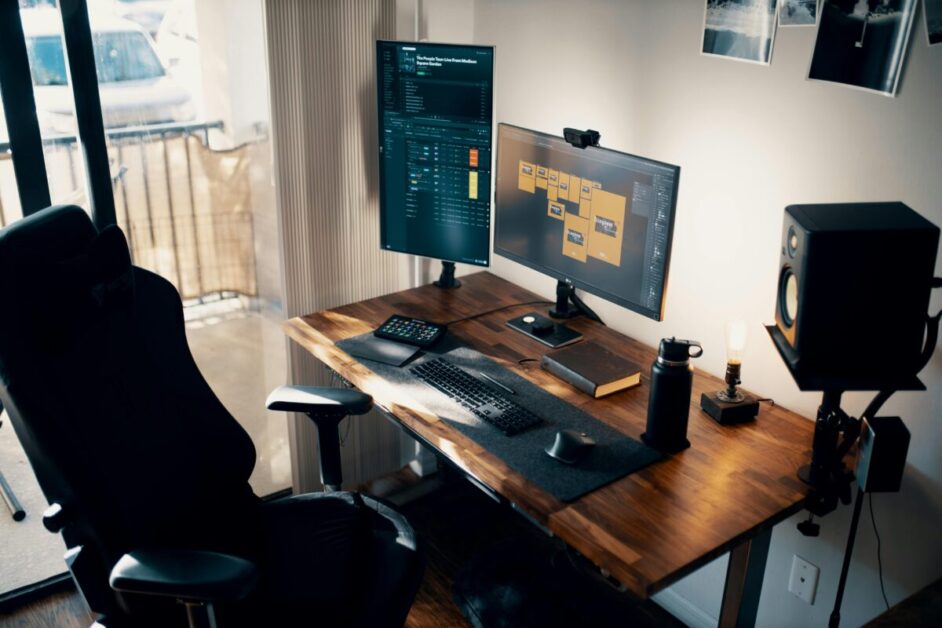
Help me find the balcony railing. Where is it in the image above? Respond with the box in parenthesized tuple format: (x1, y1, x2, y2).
(0, 120, 261, 301)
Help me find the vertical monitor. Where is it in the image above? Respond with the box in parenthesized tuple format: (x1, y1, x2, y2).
(377, 40, 494, 266)
(495, 124, 680, 320)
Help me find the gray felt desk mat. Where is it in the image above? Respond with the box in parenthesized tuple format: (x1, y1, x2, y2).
(337, 333, 662, 503)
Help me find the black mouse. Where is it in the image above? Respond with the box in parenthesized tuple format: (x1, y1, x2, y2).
(545, 429, 596, 464)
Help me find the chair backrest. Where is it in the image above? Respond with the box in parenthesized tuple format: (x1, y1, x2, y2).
(0, 206, 259, 575)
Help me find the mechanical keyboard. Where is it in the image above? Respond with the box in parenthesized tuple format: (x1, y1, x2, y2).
(410, 358, 542, 436)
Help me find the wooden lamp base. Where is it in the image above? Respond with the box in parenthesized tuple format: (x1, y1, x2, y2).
(700, 391, 759, 425)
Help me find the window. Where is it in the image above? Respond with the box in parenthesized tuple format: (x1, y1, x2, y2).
(1, 0, 287, 600)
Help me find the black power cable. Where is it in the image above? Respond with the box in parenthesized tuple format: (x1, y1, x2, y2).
(869, 494, 890, 611)
(443, 300, 553, 325)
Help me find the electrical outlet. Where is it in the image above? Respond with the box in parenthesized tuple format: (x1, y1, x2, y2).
(788, 555, 819, 604)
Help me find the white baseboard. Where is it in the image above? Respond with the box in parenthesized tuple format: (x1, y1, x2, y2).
(652, 588, 718, 628)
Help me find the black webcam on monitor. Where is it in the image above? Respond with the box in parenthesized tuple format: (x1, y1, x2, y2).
(563, 127, 600, 149)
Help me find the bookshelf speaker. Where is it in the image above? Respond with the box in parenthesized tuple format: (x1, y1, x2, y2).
(769, 202, 938, 390)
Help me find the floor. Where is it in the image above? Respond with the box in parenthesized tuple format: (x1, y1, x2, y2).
(867, 576, 942, 627)
(0, 302, 290, 597)
(0, 468, 685, 627)
(0, 418, 67, 596)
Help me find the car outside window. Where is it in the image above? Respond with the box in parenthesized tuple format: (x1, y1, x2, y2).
(26, 36, 68, 86)
(26, 30, 165, 86)
(94, 31, 165, 82)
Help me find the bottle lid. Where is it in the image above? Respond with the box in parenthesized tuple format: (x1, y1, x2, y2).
(658, 337, 703, 363)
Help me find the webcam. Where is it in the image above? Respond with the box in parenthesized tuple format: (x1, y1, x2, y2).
(563, 128, 600, 149)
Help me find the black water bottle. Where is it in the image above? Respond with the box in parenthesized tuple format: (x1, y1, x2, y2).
(642, 337, 703, 453)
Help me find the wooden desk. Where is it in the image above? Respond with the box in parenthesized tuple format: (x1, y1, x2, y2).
(285, 272, 814, 627)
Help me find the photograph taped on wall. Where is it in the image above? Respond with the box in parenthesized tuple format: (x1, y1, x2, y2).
(927, 0, 942, 45)
(701, 0, 780, 65)
(808, 0, 918, 96)
(779, 0, 819, 25)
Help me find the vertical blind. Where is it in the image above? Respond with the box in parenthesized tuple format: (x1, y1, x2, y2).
(265, 0, 405, 492)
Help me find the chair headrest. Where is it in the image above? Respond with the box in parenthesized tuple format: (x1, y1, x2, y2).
(0, 205, 135, 351)
(61, 223, 135, 308)
(0, 205, 97, 269)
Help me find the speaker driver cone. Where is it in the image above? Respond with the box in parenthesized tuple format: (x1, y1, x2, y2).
(780, 268, 798, 327)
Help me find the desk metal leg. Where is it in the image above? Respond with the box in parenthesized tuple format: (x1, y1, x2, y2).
(719, 527, 772, 628)
(406, 439, 438, 477)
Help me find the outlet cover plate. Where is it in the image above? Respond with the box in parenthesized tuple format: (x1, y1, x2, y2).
(788, 555, 819, 605)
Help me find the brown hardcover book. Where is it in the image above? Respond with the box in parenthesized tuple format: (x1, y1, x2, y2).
(541, 341, 642, 398)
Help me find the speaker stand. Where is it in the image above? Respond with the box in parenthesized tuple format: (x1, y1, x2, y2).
(800, 390, 845, 487)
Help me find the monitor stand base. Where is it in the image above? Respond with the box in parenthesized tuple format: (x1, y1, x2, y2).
(506, 312, 583, 349)
(549, 280, 602, 324)
(434, 261, 461, 289)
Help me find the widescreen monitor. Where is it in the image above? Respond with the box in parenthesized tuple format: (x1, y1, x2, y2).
(377, 40, 494, 266)
(494, 123, 680, 320)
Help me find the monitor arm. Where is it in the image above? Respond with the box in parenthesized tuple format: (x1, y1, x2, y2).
(434, 261, 461, 289)
(549, 280, 603, 324)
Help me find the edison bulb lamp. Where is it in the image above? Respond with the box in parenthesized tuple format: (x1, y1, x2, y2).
(700, 318, 760, 424)
(718, 319, 748, 403)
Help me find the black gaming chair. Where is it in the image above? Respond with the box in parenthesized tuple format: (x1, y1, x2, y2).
(0, 205, 424, 627)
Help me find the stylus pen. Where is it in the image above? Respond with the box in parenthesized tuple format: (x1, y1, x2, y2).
(480, 372, 515, 395)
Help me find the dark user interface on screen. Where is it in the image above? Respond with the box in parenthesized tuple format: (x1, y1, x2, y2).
(377, 41, 494, 266)
(494, 124, 679, 320)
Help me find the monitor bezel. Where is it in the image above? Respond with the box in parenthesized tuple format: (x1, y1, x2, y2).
(493, 122, 680, 321)
(376, 39, 496, 268)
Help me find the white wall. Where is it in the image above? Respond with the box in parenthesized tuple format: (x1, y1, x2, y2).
(463, 0, 942, 626)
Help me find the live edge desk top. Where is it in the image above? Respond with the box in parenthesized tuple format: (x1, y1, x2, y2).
(284, 272, 813, 601)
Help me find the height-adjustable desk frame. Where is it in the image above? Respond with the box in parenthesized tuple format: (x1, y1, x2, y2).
(284, 272, 814, 628)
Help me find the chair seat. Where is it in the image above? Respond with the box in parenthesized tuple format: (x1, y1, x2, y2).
(215, 491, 423, 628)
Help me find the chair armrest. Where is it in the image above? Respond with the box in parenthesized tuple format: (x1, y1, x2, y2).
(266, 385, 373, 491)
(109, 549, 257, 603)
(266, 385, 372, 416)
